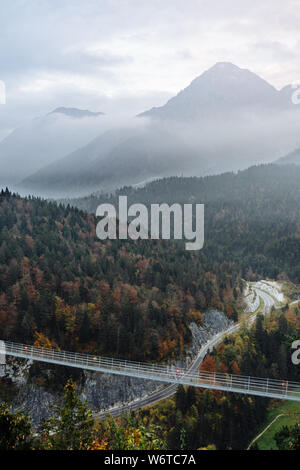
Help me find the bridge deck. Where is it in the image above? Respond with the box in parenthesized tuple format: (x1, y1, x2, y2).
(1, 340, 300, 402)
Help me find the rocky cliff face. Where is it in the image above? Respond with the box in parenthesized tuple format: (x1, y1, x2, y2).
(0, 309, 232, 428)
(187, 309, 233, 362)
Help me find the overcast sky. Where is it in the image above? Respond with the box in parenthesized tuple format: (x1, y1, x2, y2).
(0, 0, 300, 137)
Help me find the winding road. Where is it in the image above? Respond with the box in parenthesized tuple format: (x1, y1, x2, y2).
(96, 281, 284, 419)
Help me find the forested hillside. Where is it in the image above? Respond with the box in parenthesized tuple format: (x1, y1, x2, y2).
(133, 305, 300, 450)
(1, 306, 299, 450)
(2, 163, 300, 363)
(1, 161, 300, 451)
(0, 189, 238, 361)
(69, 164, 300, 282)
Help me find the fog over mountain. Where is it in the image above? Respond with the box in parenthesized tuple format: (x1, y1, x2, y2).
(0, 107, 106, 188)
(49, 107, 105, 119)
(6, 63, 300, 198)
(21, 124, 203, 197)
(276, 148, 300, 166)
(139, 62, 295, 120)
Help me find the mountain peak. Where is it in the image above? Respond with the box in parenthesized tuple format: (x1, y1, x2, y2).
(210, 61, 243, 70)
(49, 107, 105, 119)
(203, 62, 254, 77)
(190, 62, 254, 86)
(139, 63, 281, 120)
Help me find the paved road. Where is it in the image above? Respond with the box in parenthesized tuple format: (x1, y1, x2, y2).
(95, 283, 280, 420)
(254, 288, 275, 315)
(96, 326, 237, 419)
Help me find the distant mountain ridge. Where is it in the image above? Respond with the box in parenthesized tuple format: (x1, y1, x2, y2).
(139, 62, 294, 120)
(276, 148, 300, 165)
(21, 126, 202, 197)
(7, 62, 300, 197)
(49, 107, 105, 118)
(0, 107, 105, 187)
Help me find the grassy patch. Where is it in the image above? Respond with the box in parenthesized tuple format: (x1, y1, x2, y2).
(250, 399, 300, 450)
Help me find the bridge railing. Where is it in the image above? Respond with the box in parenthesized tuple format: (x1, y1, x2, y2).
(2, 340, 300, 401)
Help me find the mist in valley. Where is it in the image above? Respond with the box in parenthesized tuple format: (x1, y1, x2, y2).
(9, 100, 300, 200)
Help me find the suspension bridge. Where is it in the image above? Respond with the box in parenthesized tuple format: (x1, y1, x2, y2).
(1, 340, 300, 402)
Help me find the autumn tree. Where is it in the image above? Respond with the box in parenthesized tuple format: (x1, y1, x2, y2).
(41, 379, 94, 450)
(0, 403, 32, 450)
(97, 414, 167, 450)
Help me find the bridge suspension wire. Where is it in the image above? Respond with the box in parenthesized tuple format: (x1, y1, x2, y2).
(1, 340, 300, 402)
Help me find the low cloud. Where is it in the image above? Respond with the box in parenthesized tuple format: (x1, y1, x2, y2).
(0, 0, 300, 135)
